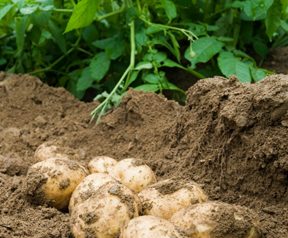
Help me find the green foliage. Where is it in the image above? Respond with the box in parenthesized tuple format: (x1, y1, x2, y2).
(1, 0, 288, 122)
(65, 0, 98, 33)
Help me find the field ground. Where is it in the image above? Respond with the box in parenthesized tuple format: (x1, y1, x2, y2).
(0, 70, 287, 237)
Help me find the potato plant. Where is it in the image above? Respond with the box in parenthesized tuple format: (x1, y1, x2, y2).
(1, 1, 288, 121)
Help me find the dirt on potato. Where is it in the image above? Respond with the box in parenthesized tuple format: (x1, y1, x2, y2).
(0, 72, 287, 237)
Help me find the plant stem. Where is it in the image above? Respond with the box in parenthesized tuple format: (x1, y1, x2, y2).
(140, 17, 198, 40)
(29, 36, 81, 75)
(77, 47, 93, 56)
(136, 0, 142, 12)
(96, 5, 125, 21)
(53, 8, 73, 13)
(91, 20, 136, 123)
(185, 68, 205, 79)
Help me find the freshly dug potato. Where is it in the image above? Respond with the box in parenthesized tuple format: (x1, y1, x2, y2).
(139, 179, 208, 219)
(109, 158, 156, 193)
(69, 173, 116, 213)
(71, 181, 140, 238)
(120, 215, 184, 238)
(88, 156, 117, 174)
(25, 157, 88, 210)
(170, 201, 261, 238)
(34, 142, 63, 162)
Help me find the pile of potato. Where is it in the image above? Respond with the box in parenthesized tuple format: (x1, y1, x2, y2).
(23, 143, 262, 238)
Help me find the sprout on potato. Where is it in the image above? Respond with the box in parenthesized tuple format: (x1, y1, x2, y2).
(120, 215, 184, 238)
(109, 158, 156, 193)
(71, 181, 140, 238)
(69, 173, 116, 213)
(88, 156, 117, 174)
(170, 201, 261, 238)
(138, 179, 208, 219)
(24, 157, 88, 210)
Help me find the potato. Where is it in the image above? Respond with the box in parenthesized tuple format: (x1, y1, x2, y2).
(88, 156, 117, 174)
(69, 173, 116, 213)
(24, 157, 88, 210)
(170, 201, 261, 238)
(120, 215, 184, 238)
(71, 181, 140, 238)
(34, 142, 63, 162)
(109, 158, 156, 193)
(139, 179, 208, 219)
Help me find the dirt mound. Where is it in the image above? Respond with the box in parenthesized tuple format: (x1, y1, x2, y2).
(0, 72, 287, 237)
(166, 75, 288, 201)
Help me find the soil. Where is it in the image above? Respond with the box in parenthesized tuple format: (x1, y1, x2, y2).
(0, 72, 287, 238)
(263, 47, 288, 74)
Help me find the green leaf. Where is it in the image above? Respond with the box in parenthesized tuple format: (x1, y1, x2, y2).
(250, 67, 269, 82)
(0, 4, 13, 20)
(39, 5, 54, 11)
(30, 11, 50, 27)
(0, 58, 7, 65)
(89, 52, 110, 82)
(65, 0, 98, 33)
(143, 74, 161, 84)
(253, 39, 268, 58)
(281, 0, 288, 16)
(153, 51, 167, 63)
(161, 82, 185, 93)
(20, 6, 38, 15)
(143, 51, 167, 64)
(48, 20, 67, 53)
(125, 70, 139, 88)
(135, 27, 148, 49)
(162, 58, 185, 69)
(240, 0, 274, 20)
(151, 36, 178, 59)
(77, 67, 94, 91)
(218, 51, 251, 83)
(185, 36, 223, 68)
(92, 35, 125, 60)
(266, 1, 282, 40)
(161, 0, 177, 21)
(135, 62, 153, 70)
(134, 84, 159, 92)
(146, 25, 164, 34)
(15, 16, 29, 55)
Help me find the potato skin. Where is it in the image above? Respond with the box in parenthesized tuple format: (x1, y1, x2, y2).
(69, 173, 116, 213)
(109, 158, 156, 193)
(88, 156, 117, 174)
(34, 143, 62, 162)
(170, 201, 261, 238)
(25, 157, 88, 210)
(120, 215, 185, 238)
(139, 179, 208, 219)
(71, 182, 140, 238)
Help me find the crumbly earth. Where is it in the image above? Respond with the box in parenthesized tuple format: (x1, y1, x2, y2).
(0, 72, 287, 237)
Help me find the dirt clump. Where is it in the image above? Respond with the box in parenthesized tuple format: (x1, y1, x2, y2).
(0, 72, 287, 237)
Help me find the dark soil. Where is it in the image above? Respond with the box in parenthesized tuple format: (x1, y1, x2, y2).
(0, 72, 287, 237)
(263, 47, 288, 74)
